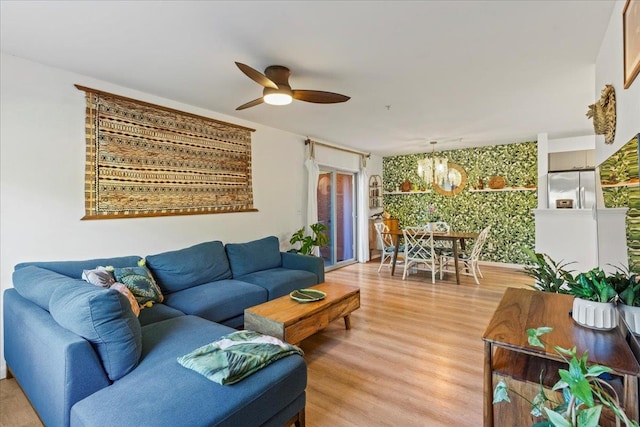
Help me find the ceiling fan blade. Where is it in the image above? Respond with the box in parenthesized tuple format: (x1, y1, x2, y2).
(236, 97, 264, 111)
(235, 62, 278, 89)
(292, 90, 350, 104)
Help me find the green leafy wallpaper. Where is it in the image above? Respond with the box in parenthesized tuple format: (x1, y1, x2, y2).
(382, 142, 538, 265)
(600, 134, 640, 273)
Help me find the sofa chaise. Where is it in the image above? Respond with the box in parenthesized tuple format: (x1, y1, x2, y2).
(3, 236, 324, 427)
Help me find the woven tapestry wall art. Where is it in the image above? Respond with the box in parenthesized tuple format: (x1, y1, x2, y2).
(77, 85, 257, 219)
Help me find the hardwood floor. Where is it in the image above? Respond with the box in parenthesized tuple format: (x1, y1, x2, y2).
(0, 261, 533, 427)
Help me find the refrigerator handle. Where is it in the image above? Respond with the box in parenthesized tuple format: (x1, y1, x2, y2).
(580, 186, 585, 209)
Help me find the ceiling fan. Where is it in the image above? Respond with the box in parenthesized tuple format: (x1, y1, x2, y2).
(234, 62, 350, 110)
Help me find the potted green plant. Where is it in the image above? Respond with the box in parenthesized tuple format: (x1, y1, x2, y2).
(522, 248, 574, 294)
(612, 265, 640, 334)
(566, 268, 618, 330)
(494, 327, 639, 427)
(289, 223, 329, 256)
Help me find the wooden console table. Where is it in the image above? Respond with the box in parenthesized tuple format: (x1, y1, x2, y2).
(482, 287, 639, 426)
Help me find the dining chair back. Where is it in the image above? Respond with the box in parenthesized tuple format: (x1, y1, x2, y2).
(425, 221, 450, 233)
(401, 226, 441, 283)
(374, 221, 399, 272)
(441, 225, 491, 285)
(426, 221, 452, 255)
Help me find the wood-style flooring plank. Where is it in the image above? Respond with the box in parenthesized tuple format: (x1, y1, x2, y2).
(0, 262, 532, 427)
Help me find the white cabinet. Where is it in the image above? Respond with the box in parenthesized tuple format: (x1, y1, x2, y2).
(533, 209, 598, 272)
(548, 150, 596, 171)
(533, 208, 629, 274)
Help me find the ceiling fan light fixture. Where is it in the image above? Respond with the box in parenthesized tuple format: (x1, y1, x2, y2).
(263, 92, 293, 106)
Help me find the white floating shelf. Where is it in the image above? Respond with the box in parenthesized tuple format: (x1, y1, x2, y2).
(469, 187, 537, 192)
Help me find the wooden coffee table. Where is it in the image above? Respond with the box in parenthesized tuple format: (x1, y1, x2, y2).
(244, 282, 360, 344)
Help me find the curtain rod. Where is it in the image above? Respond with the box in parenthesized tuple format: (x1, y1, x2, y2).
(305, 138, 370, 158)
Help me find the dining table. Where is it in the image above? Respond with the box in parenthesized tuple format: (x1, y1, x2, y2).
(383, 229, 479, 285)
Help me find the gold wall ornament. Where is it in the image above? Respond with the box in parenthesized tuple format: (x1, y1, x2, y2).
(586, 84, 616, 144)
(433, 163, 467, 196)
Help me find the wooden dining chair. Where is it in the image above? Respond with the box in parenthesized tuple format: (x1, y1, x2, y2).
(441, 225, 491, 284)
(401, 226, 442, 283)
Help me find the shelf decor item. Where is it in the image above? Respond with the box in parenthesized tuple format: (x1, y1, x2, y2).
(488, 175, 506, 189)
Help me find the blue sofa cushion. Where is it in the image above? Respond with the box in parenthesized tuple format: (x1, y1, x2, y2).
(14, 255, 142, 279)
(237, 268, 319, 299)
(70, 316, 307, 427)
(162, 280, 267, 324)
(137, 303, 185, 327)
(49, 282, 142, 381)
(146, 241, 232, 293)
(13, 266, 88, 312)
(225, 236, 282, 278)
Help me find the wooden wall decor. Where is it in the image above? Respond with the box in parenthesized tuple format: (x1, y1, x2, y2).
(586, 84, 616, 144)
(77, 85, 257, 219)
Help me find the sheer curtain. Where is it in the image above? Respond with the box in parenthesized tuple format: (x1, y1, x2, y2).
(305, 142, 320, 256)
(357, 156, 369, 262)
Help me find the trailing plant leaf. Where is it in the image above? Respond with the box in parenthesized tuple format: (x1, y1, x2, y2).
(494, 326, 639, 427)
(527, 327, 553, 348)
(544, 408, 573, 427)
(493, 380, 511, 404)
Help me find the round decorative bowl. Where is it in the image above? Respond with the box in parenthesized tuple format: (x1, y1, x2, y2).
(572, 298, 617, 330)
(290, 288, 326, 303)
(618, 304, 640, 335)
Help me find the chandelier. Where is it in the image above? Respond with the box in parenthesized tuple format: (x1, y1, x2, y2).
(417, 141, 449, 186)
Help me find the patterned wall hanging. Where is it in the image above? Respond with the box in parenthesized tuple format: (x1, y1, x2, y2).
(77, 85, 256, 219)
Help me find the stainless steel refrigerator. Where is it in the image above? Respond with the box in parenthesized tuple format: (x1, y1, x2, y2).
(547, 170, 596, 209)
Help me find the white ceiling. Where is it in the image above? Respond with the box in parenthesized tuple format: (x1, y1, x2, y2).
(0, 0, 616, 156)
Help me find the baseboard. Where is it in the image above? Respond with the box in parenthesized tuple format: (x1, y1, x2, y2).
(478, 260, 526, 271)
(1, 362, 7, 379)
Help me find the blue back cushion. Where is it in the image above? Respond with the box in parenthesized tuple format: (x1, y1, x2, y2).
(225, 236, 282, 278)
(13, 266, 89, 311)
(145, 241, 232, 293)
(15, 255, 142, 279)
(49, 282, 142, 381)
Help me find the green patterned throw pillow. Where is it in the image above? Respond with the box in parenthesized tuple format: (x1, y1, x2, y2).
(112, 264, 163, 308)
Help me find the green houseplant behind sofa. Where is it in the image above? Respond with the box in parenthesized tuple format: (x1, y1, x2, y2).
(4, 236, 323, 427)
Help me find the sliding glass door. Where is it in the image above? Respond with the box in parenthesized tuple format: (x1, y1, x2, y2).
(317, 169, 356, 268)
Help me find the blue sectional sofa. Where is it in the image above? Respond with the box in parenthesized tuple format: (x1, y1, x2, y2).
(3, 236, 324, 427)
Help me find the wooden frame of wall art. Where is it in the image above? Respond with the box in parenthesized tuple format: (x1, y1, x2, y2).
(623, 0, 640, 89)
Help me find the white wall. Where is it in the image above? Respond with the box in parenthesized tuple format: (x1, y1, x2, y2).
(594, 0, 640, 164)
(0, 53, 378, 377)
